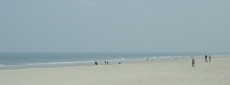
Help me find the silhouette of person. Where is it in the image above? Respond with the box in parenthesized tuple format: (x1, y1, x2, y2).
(205, 55, 208, 62)
(95, 61, 98, 65)
(192, 58, 195, 67)
(209, 55, 211, 62)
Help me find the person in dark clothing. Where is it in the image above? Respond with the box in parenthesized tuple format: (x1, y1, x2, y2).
(192, 58, 195, 67)
(205, 55, 208, 62)
(95, 61, 98, 65)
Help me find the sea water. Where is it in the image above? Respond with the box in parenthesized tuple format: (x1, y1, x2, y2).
(0, 52, 228, 69)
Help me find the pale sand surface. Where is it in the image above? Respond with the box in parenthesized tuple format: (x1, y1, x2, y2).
(0, 56, 229, 85)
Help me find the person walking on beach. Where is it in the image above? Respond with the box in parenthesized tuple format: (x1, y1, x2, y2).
(192, 58, 195, 67)
(209, 55, 211, 62)
(205, 55, 208, 62)
(95, 61, 98, 65)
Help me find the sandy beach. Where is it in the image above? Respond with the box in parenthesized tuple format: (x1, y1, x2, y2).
(0, 56, 229, 85)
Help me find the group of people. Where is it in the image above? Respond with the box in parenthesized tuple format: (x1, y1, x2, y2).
(205, 55, 211, 62)
(192, 55, 212, 68)
(94, 61, 109, 65)
(105, 61, 109, 65)
(94, 61, 121, 65)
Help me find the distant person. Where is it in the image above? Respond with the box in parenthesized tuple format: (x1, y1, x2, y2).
(205, 55, 208, 62)
(192, 58, 195, 67)
(106, 61, 109, 65)
(95, 61, 98, 65)
(119, 62, 121, 64)
(105, 61, 107, 65)
(209, 55, 211, 62)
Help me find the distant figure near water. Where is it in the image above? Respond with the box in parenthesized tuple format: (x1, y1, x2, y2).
(209, 55, 211, 62)
(192, 58, 195, 67)
(95, 61, 98, 65)
(205, 55, 208, 62)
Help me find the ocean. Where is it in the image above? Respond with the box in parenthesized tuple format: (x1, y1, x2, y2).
(0, 52, 228, 69)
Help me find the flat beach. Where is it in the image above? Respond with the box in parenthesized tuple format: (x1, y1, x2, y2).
(0, 56, 229, 85)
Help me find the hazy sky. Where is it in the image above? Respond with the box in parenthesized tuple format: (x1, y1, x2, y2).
(0, 0, 230, 52)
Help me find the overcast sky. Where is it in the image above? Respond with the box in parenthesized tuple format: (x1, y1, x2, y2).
(0, 0, 230, 52)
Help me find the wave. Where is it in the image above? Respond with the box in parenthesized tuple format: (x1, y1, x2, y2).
(0, 58, 130, 69)
(26, 61, 94, 66)
(1, 55, 219, 69)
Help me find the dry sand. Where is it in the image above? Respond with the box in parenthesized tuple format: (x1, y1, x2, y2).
(0, 56, 229, 85)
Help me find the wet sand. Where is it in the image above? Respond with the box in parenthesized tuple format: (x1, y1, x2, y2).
(0, 56, 229, 85)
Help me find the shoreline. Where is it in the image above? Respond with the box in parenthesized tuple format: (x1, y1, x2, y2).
(1, 52, 229, 70)
(0, 55, 230, 85)
(0, 55, 228, 70)
(0, 55, 194, 70)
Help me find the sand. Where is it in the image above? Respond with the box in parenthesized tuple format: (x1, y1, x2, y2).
(0, 56, 229, 85)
